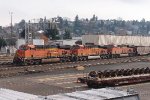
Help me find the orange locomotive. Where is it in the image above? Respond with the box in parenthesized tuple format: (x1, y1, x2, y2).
(71, 45, 108, 61)
(13, 44, 72, 65)
(108, 46, 135, 58)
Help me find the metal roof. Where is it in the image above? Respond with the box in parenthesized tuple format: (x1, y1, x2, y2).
(47, 88, 140, 100)
(0, 88, 140, 100)
(0, 88, 43, 100)
(55, 39, 78, 46)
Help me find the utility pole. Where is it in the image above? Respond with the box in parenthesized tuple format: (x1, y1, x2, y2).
(25, 22, 27, 43)
(9, 12, 13, 39)
(8, 12, 13, 55)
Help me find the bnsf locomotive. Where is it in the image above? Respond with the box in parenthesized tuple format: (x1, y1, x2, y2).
(13, 44, 150, 65)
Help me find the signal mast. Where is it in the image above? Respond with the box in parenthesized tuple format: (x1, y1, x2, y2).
(25, 20, 33, 45)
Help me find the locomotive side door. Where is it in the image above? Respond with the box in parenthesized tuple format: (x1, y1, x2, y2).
(30, 47, 34, 58)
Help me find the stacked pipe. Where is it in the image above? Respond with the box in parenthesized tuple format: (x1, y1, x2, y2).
(88, 67, 150, 78)
(82, 67, 150, 88)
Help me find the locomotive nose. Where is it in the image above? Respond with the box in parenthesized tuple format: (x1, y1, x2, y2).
(15, 50, 24, 58)
(13, 50, 25, 65)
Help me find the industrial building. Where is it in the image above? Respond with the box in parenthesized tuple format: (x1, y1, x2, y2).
(50, 37, 82, 46)
(16, 39, 44, 49)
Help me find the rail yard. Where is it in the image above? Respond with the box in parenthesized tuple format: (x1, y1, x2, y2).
(1, 0, 150, 99)
(1, 35, 150, 100)
(0, 55, 150, 100)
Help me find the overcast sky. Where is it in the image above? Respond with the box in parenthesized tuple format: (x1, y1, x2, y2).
(0, 0, 150, 26)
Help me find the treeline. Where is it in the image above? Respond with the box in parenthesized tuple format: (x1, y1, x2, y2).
(0, 38, 16, 49)
(14, 15, 150, 40)
(48, 15, 150, 35)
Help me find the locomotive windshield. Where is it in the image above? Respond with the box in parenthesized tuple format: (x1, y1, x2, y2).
(71, 45, 80, 49)
(19, 45, 28, 50)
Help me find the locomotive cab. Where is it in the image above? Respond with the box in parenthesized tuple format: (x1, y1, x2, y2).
(13, 45, 35, 65)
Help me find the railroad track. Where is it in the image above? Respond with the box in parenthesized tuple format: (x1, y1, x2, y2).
(0, 56, 13, 65)
(0, 55, 149, 67)
(0, 55, 149, 66)
(0, 55, 149, 78)
(0, 62, 13, 65)
(0, 56, 13, 59)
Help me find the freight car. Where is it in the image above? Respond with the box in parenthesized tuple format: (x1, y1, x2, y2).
(137, 46, 150, 55)
(77, 67, 150, 88)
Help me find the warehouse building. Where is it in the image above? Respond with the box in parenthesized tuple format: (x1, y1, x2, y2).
(50, 37, 82, 46)
(16, 39, 44, 49)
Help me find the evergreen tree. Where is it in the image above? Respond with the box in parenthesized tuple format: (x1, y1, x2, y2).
(90, 14, 96, 21)
(45, 22, 60, 40)
(6, 38, 16, 46)
(57, 16, 63, 29)
(64, 20, 69, 27)
(74, 15, 83, 35)
(20, 29, 25, 38)
(63, 28, 71, 39)
(0, 38, 7, 49)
